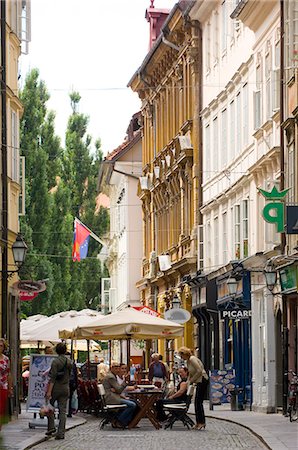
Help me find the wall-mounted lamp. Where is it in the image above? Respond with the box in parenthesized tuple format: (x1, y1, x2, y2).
(226, 276, 238, 297)
(172, 294, 181, 309)
(2, 234, 28, 278)
(264, 267, 278, 292)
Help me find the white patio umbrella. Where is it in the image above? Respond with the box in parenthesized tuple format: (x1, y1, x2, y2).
(21, 309, 104, 343)
(66, 307, 184, 340)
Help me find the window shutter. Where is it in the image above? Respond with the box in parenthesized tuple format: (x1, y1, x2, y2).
(253, 90, 261, 129)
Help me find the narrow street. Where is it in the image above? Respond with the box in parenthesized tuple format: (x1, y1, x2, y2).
(31, 415, 268, 450)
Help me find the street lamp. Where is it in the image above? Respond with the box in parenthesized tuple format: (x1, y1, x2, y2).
(227, 277, 238, 297)
(172, 294, 181, 309)
(11, 234, 27, 271)
(264, 268, 277, 292)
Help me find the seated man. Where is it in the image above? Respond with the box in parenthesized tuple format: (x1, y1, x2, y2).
(116, 364, 128, 385)
(155, 367, 189, 422)
(102, 362, 137, 428)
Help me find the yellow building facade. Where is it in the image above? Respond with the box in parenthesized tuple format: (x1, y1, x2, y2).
(128, 3, 202, 364)
(0, 0, 30, 337)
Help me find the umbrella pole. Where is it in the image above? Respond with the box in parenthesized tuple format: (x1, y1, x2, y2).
(127, 338, 131, 368)
(108, 340, 111, 366)
(87, 340, 91, 380)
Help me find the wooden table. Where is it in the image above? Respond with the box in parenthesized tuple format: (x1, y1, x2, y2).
(127, 389, 163, 429)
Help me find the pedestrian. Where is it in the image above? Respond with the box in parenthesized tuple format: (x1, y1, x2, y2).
(102, 361, 137, 428)
(45, 342, 72, 440)
(44, 345, 54, 355)
(179, 346, 208, 430)
(148, 353, 168, 387)
(97, 357, 108, 382)
(0, 338, 13, 431)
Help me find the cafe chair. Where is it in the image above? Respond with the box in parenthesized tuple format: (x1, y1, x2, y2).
(163, 385, 195, 430)
(97, 384, 127, 429)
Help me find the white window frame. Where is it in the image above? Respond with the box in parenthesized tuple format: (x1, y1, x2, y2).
(213, 116, 218, 173)
(214, 216, 219, 263)
(236, 91, 241, 153)
(230, 99, 235, 160)
(234, 204, 241, 259)
(221, 1, 227, 54)
(242, 199, 249, 258)
(204, 123, 211, 181)
(254, 63, 262, 129)
(222, 211, 228, 265)
(19, 156, 25, 216)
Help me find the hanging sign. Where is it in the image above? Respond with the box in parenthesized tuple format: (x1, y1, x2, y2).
(259, 186, 289, 233)
(19, 291, 39, 302)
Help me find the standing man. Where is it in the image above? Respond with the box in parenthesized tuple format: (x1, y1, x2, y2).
(103, 362, 136, 428)
(148, 353, 168, 387)
(45, 343, 72, 440)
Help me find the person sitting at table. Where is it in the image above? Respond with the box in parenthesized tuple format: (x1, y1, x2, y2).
(102, 361, 137, 428)
(116, 364, 128, 385)
(148, 353, 169, 387)
(155, 367, 189, 422)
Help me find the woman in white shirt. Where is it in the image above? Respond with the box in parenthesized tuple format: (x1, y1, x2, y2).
(179, 346, 208, 430)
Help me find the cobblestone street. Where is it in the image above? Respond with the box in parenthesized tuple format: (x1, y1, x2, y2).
(31, 415, 268, 450)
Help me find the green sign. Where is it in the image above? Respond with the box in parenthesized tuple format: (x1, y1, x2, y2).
(259, 186, 289, 233)
(279, 266, 297, 293)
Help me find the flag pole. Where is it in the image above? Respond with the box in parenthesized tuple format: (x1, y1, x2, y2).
(75, 217, 106, 246)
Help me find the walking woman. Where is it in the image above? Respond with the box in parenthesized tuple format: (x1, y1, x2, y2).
(0, 338, 13, 431)
(179, 346, 208, 430)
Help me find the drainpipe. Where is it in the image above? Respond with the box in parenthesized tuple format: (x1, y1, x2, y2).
(280, 0, 288, 417)
(1, 0, 8, 338)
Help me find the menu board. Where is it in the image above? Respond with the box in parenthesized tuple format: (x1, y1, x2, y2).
(27, 354, 57, 411)
(209, 369, 236, 410)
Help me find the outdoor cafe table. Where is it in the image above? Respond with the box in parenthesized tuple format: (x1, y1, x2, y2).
(127, 389, 163, 429)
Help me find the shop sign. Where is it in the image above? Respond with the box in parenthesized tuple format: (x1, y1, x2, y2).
(220, 309, 252, 320)
(133, 306, 160, 317)
(279, 266, 298, 293)
(286, 206, 298, 234)
(259, 186, 289, 233)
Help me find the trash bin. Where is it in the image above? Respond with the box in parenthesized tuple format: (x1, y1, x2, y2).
(230, 387, 244, 410)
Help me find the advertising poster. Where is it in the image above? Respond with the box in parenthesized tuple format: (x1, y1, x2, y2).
(27, 354, 57, 411)
(209, 369, 236, 410)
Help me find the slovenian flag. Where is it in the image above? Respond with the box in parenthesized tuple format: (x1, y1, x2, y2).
(72, 218, 91, 262)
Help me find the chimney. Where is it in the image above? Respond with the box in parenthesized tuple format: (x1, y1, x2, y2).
(145, 0, 170, 50)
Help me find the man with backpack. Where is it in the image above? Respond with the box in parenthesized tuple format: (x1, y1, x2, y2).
(45, 342, 72, 440)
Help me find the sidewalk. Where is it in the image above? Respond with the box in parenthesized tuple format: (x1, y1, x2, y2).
(188, 402, 298, 450)
(1, 406, 86, 450)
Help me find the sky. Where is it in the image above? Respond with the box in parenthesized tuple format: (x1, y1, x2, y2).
(21, 0, 176, 156)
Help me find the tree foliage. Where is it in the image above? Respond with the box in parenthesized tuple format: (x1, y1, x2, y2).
(20, 70, 109, 317)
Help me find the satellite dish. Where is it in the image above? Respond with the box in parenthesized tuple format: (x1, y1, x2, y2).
(164, 308, 191, 324)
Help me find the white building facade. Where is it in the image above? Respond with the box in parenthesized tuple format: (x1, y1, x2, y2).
(191, 0, 282, 412)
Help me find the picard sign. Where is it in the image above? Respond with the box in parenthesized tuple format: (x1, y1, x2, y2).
(220, 309, 252, 320)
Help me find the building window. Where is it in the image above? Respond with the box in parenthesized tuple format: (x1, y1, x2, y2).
(204, 124, 210, 181)
(206, 22, 211, 73)
(284, 1, 298, 74)
(213, 117, 218, 174)
(236, 92, 241, 153)
(222, 211, 228, 264)
(265, 50, 272, 119)
(234, 204, 241, 259)
(206, 221, 212, 268)
(214, 216, 219, 263)
(230, 100, 235, 160)
(254, 63, 262, 129)
(11, 110, 19, 182)
(221, 108, 227, 166)
(259, 298, 266, 386)
(213, 10, 219, 64)
(243, 83, 249, 146)
(221, 1, 227, 54)
(242, 199, 249, 258)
